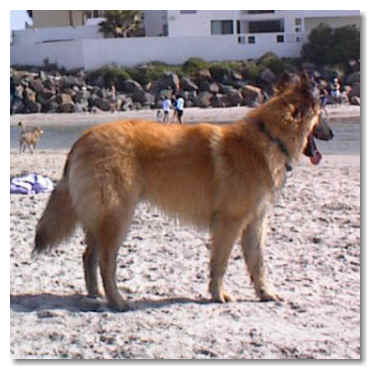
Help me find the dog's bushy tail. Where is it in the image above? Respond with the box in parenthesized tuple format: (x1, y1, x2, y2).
(33, 159, 77, 256)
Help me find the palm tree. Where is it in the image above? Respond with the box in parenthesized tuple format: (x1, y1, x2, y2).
(98, 10, 142, 38)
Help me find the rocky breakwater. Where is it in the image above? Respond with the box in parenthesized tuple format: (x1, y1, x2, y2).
(10, 63, 360, 115)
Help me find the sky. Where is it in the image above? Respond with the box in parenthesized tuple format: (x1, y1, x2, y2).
(10, 10, 32, 30)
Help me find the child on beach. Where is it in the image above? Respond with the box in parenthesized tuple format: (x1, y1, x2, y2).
(175, 95, 185, 124)
(162, 96, 171, 123)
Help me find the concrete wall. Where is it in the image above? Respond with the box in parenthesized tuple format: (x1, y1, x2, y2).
(11, 33, 303, 70)
(11, 25, 102, 46)
(11, 40, 84, 69)
(167, 10, 240, 37)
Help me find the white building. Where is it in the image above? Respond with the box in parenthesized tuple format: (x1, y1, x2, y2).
(144, 10, 360, 39)
(11, 10, 360, 70)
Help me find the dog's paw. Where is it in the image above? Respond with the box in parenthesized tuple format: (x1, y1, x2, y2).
(258, 287, 283, 302)
(108, 301, 131, 312)
(211, 291, 235, 303)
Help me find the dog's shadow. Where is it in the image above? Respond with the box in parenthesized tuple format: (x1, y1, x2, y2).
(10, 293, 236, 314)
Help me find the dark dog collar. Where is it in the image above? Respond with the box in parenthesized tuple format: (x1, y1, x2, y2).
(258, 121, 292, 172)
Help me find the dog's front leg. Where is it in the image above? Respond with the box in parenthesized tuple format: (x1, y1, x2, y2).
(241, 215, 282, 302)
(208, 215, 243, 303)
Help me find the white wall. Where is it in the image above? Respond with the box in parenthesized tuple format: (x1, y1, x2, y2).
(167, 10, 240, 37)
(11, 40, 84, 69)
(11, 25, 102, 46)
(11, 33, 303, 70)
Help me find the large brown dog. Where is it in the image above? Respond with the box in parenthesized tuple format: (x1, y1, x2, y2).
(34, 73, 333, 311)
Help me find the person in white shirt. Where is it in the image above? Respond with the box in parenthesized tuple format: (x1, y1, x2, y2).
(175, 95, 185, 124)
(162, 96, 171, 123)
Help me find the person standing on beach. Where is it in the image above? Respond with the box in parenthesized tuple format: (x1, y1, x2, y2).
(175, 95, 185, 124)
(330, 77, 341, 105)
(162, 96, 171, 123)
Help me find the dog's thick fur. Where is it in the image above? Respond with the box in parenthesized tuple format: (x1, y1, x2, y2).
(34, 73, 330, 311)
(18, 121, 44, 153)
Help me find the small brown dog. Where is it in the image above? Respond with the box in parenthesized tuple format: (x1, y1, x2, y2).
(18, 121, 44, 153)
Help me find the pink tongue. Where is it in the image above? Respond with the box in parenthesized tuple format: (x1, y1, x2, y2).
(310, 150, 322, 165)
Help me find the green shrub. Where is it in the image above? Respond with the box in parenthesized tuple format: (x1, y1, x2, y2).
(258, 52, 285, 75)
(182, 57, 210, 75)
(127, 62, 182, 85)
(86, 65, 131, 87)
(242, 61, 262, 82)
(301, 23, 360, 69)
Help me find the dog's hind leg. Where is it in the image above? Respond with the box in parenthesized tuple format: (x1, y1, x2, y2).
(208, 214, 244, 303)
(83, 231, 102, 298)
(241, 215, 281, 302)
(93, 205, 136, 312)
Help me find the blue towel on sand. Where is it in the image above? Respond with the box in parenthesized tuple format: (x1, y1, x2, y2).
(10, 173, 54, 194)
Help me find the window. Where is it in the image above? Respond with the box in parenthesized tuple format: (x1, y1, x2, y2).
(277, 35, 284, 43)
(238, 35, 246, 44)
(180, 10, 197, 14)
(247, 10, 274, 14)
(211, 20, 234, 35)
(249, 19, 284, 33)
(248, 36, 255, 44)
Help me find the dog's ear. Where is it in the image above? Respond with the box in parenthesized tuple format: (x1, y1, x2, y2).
(299, 71, 320, 100)
(274, 71, 292, 95)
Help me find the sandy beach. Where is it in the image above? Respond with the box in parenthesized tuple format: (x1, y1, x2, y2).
(10, 106, 360, 359)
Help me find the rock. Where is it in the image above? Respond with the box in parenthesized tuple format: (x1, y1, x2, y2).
(158, 89, 173, 99)
(118, 95, 134, 111)
(56, 93, 73, 105)
(218, 84, 235, 95)
(156, 72, 180, 92)
(24, 100, 42, 113)
(195, 69, 212, 85)
(74, 88, 91, 103)
(180, 77, 199, 92)
(29, 78, 44, 93)
(15, 85, 24, 99)
(210, 66, 231, 84)
(226, 90, 243, 107)
(133, 90, 155, 106)
(346, 71, 360, 86)
(42, 77, 56, 90)
(38, 89, 55, 102)
(23, 87, 36, 103)
(231, 70, 243, 81)
(210, 93, 227, 108)
(61, 75, 84, 89)
(302, 62, 316, 72)
(241, 85, 264, 107)
(11, 98, 26, 114)
(75, 102, 89, 112)
(348, 82, 360, 98)
(59, 102, 75, 113)
(42, 97, 59, 113)
(260, 68, 276, 84)
(195, 91, 212, 108)
(209, 83, 220, 94)
(121, 79, 144, 94)
(94, 97, 111, 111)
